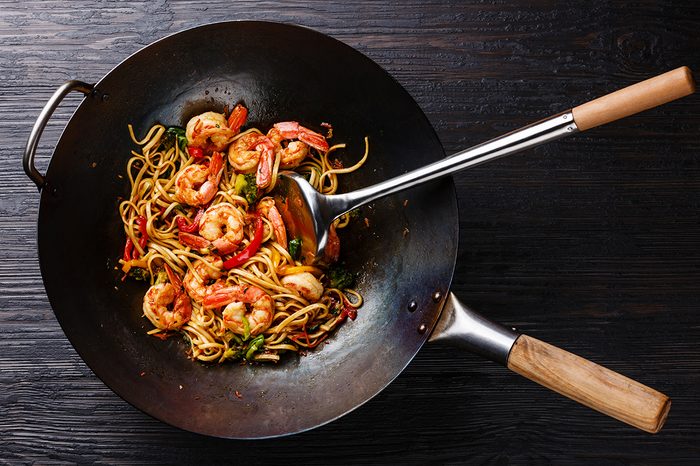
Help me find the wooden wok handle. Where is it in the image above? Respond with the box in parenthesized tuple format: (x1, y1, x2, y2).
(572, 66, 695, 131)
(507, 334, 670, 433)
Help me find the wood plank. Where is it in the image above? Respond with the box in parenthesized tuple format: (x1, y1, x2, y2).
(2, 0, 700, 463)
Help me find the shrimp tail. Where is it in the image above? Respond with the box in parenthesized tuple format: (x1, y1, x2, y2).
(179, 232, 211, 250)
(253, 138, 275, 189)
(257, 197, 287, 249)
(197, 151, 224, 205)
(209, 151, 224, 182)
(202, 285, 243, 309)
(173, 292, 192, 324)
(228, 104, 248, 133)
(274, 121, 329, 152)
(164, 263, 182, 288)
(298, 128, 329, 152)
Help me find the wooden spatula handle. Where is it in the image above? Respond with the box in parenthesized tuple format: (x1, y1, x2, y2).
(507, 334, 670, 433)
(572, 66, 695, 131)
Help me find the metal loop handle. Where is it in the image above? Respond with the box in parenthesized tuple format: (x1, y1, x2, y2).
(23, 80, 94, 190)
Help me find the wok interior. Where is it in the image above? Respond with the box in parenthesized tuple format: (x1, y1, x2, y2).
(38, 22, 457, 438)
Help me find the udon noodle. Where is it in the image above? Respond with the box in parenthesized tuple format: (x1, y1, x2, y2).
(118, 105, 367, 363)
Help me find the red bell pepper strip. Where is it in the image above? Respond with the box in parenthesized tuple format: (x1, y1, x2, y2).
(337, 302, 358, 323)
(223, 214, 264, 269)
(135, 215, 148, 250)
(187, 146, 204, 160)
(123, 238, 134, 261)
(176, 209, 204, 234)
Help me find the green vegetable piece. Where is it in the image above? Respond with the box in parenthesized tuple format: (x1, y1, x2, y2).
(244, 335, 265, 360)
(160, 126, 188, 152)
(226, 331, 243, 346)
(223, 348, 242, 360)
(234, 174, 247, 194)
(242, 173, 257, 204)
(288, 238, 302, 261)
(128, 267, 150, 281)
(328, 265, 355, 290)
(154, 269, 168, 285)
(233, 173, 258, 204)
(241, 316, 251, 342)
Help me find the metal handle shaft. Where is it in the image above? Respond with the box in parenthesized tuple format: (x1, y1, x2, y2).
(429, 292, 519, 365)
(23, 80, 94, 190)
(327, 111, 579, 216)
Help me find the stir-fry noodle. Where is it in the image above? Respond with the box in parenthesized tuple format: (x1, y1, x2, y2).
(119, 105, 367, 363)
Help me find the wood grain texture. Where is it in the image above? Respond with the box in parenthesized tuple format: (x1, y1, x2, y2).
(507, 334, 670, 433)
(2, 0, 700, 464)
(573, 66, 696, 131)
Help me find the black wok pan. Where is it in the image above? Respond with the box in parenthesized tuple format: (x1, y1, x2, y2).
(24, 21, 672, 438)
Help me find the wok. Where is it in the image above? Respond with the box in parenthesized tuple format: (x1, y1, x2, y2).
(23, 21, 676, 438)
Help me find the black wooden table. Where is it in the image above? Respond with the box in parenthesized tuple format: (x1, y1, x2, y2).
(2, 1, 699, 463)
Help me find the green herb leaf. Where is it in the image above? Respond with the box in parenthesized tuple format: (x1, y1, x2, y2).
(128, 267, 150, 281)
(225, 331, 243, 346)
(160, 126, 188, 152)
(244, 335, 265, 361)
(223, 348, 242, 361)
(288, 238, 302, 261)
(328, 265, 355, 290)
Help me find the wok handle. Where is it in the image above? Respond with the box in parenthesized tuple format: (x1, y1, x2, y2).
(429, 293, 670, 433)
(508, 334, 670, 434)
(572, 66, 695, 131)
(23, 80, 94, 190)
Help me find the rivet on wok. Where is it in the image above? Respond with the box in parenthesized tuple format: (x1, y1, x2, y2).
(432, 291, 442, 302)
(102, 93, 110, 102)
(407, 300, 417, 312)
(417, 323, 427, 334)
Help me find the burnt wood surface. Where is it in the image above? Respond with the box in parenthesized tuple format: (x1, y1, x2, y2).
(2, 1, 699, 464)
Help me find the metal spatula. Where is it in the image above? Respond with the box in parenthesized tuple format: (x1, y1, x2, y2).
(273, 66, 694, 264)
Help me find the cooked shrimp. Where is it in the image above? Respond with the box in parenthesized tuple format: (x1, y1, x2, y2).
(281, 272, 324, 301)
(266, 127, 310, 169)
(228, 132, 263, 173)
(174, 151, 224, 206)
(228, 132, 274, 188)
(143, 265, 192, 330)
(199, 202, 244, 254)
(183, 256, 224, 304)
(266, 121, 329, 169)
(186, 111, 237, 151)
(202, 285, 273, 336)
(257, 196, 287, 248)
